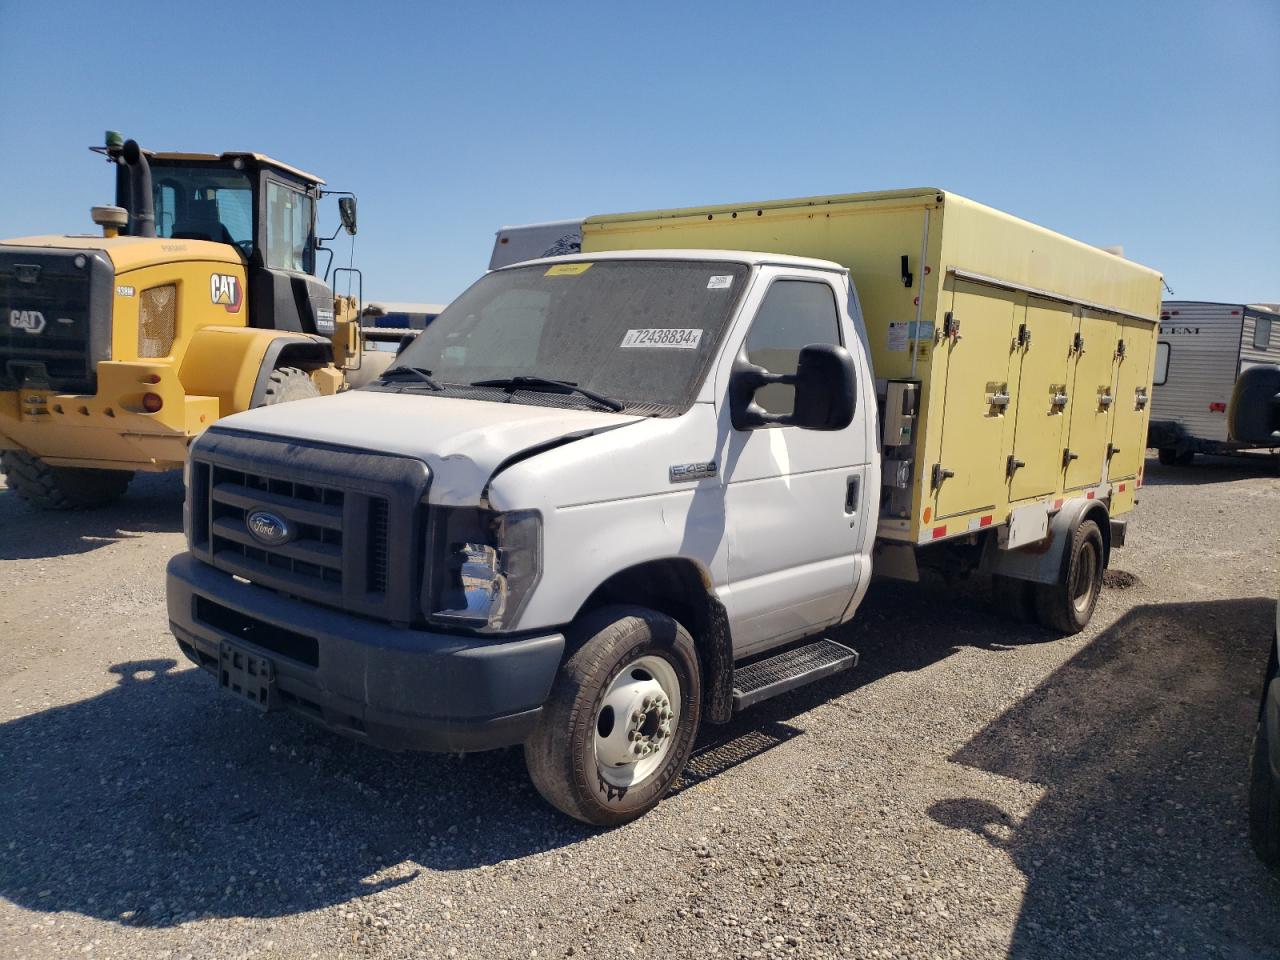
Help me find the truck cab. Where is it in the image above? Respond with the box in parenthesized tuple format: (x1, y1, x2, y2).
(168, 250, 877, 824)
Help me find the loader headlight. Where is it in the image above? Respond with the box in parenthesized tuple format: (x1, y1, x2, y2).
(427, 509, 541, 632)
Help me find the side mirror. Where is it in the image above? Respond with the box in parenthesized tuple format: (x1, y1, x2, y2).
(338, 197, 358, 236)
(729, 342, 856, 431)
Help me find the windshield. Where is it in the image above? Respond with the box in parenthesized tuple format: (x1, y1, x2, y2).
(391, 259, 750, 414)
(148, 164, 254, 251)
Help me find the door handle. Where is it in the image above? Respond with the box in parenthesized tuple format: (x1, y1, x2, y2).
(845, 476, 860, 514)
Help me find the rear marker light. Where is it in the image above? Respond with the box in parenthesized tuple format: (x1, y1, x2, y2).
(1209, 402, 1226, 413)
(979, 515, 992, 527)
(932, 526, 948, 539)
(142, 393, 163, 413)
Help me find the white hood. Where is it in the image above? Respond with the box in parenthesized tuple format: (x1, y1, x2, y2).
(208, 390, 642, 505)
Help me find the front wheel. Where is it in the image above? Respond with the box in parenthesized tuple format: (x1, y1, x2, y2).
(1034, 518, 1104, 634)
(525, 606, 701, 826)
(1, 450, 133, 510)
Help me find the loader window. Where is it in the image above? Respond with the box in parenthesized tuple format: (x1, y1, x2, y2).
(744, 280, 842, 416)
(265, 181, 315, 274)
(149, 165, 253, 250)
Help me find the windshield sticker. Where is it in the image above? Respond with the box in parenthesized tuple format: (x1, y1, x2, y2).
(545, 262, 593, 276)
(707, 275, 733, 290)
(620, 328, 704, 350)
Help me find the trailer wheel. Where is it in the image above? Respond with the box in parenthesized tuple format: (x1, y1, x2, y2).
(258, 366, 321, 406)
(992, 574, 1037, 624)
(1, 450, 133, 511)
(1157, 447, 1195, 466)
(1033, 518, 1104, 634)
(524, 605, 701, 826)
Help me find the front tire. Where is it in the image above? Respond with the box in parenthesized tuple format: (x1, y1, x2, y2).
(1034, 518, 1104, 634)
(525, 606, 701, 826)
(0, 450, 133, 510)
(258, 366, 321, 406)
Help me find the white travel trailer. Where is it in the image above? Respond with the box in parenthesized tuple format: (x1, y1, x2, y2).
(1148, 301, 1280, 464)
(489, 219, 584, 270)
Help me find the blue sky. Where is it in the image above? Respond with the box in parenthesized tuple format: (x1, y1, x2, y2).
(1, 0, 1276, 304)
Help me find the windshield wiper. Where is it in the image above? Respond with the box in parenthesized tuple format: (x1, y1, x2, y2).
(470, 376, 624, 412)
(377, 366, 442, 390)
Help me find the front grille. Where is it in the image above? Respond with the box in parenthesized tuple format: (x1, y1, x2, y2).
(188, 429, 431, 624)
(208, 463, 352, 596)
(0, 247, 112, 393)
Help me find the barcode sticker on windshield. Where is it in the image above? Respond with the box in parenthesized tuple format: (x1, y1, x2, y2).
(620, 328, 704, 350)
(707, 275, 733, 290)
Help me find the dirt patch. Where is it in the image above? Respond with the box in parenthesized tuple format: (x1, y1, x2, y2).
(1104, 569, 1141, 590)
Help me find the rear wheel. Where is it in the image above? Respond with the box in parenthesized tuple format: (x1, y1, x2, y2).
(1034, 518, 1104, 634)
(525, 606, 701, 826)
(1157, 447, 1195, 466)
(258, 366, 321, 406)
(0, 450, 133, 510)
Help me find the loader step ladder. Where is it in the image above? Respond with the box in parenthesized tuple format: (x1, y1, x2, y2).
(731, 638, 859, 711)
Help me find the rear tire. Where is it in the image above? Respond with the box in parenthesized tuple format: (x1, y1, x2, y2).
(992, 574, 1037, 624)
(0, 450, 132, 510)
(1034, 518, 1104, 635)
(525, 605, 701, 826)
(1157, 447, 1195, 466)
(258, 366, 321, 406)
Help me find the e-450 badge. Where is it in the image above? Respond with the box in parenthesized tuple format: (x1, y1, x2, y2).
(210, 273, 243, 313)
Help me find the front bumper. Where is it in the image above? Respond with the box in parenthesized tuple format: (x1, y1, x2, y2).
(166, 552, 565, 752)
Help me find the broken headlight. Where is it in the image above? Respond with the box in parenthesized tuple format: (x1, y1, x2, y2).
(427, 509, 541, 632)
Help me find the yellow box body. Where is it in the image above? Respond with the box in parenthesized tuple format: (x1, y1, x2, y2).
(582, 189, 1162, 544)
(0, 235, 338, 471)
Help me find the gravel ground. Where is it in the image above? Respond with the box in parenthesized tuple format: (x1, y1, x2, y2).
(1, 454, 1278, 960)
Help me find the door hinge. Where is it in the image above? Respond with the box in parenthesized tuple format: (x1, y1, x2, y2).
(942, 312, 961, 339)
(900, 254, 913, 288)
(1116, 338, 1127, 358)
(931, 464, 955, 488)
(1006, 455, 1026, 477)
(1072, 332, 1085, 354)
(1017, 323, 1031, 348)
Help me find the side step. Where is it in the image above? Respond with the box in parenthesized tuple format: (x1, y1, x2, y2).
(731, 638, 859, 711)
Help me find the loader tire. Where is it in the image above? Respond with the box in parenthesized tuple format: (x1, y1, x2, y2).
(1033, 518, 1104, 635)
(0, 450, 132, 510)
(258, 366, 321, 406)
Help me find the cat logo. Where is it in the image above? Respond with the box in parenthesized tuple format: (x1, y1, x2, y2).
(210, 273, 243, 313)
(9, 309, 46, 335)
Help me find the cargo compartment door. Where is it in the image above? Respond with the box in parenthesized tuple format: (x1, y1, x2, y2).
(933, 279, 1018, 520)
(1063, 311, 1118, 490)
(1008, 297, 1074, 501)
(1108, 317, 1156, 481)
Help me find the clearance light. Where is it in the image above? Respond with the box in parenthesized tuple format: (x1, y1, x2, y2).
(142, 393, 163, 413)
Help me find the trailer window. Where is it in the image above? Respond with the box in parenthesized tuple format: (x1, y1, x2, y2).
(744, 280, 842, 416)
(1152, 345, 1172, 386)
(1254, 317, 1273, 350)
(1154, 342, 1170, 385)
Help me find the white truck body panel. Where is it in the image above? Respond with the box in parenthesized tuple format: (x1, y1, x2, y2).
(489, 219, 584, 270)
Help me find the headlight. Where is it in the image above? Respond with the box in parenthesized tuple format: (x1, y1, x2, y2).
(427, 509, 541, 632)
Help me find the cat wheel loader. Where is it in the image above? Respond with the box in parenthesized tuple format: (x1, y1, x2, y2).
(0, 132, 364, 509)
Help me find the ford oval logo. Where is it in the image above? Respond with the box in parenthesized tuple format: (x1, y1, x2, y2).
(246, 509, 291, 546)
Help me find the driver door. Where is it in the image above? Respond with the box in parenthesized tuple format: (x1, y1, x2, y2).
(719, 277, 871, 656)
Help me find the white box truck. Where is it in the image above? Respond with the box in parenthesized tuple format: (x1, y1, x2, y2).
(1148, 301, 1280, 464)
(167, 189, 1162, 824)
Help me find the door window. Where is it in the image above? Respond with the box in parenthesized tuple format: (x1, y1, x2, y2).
(744, 280, 841, 415)
(1153, 342, 1170, 385)
(265, 181, 315, 273)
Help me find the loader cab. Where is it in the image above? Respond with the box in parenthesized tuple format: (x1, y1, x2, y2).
(107, 145, 351, 336)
